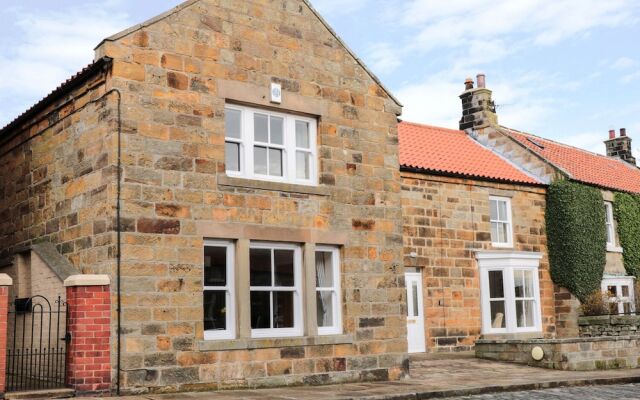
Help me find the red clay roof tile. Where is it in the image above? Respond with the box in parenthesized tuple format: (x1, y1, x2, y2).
(399, 121, 541, 185)
(503, 127, 640, 194)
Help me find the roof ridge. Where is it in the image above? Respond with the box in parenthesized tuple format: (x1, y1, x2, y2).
(399, 120, 464, 134)
(500, 124, 627, 163)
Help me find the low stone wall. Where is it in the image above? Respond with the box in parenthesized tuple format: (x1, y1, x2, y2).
(579, 315, 640, 337)
(476, 336, 640, 370)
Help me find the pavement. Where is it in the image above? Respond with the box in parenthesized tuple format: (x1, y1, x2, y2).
(69, 353, 640, 399)
(442, 383, 640, 399)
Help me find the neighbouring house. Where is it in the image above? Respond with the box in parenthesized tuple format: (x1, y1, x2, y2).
(458, 74, 640, 337)
(399, 121, 555, 353)
(0, 0, 407, 395)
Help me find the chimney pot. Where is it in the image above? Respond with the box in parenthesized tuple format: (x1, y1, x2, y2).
(476, 73, 486, 89)
(620, 128, 627, 137)
(609, 129, 616, 139)
(464, 77, 474, 90)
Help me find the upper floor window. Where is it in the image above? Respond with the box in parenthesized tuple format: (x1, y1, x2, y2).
(224, 104, 317, 186)
(604, 202, 622, 253)
(489, 196, 513, 247)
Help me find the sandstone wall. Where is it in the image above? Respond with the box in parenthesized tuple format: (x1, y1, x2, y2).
(402, 172, 555, 351)
(95, 0, 406, 392)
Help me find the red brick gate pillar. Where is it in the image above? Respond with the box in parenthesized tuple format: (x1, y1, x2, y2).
(0, 274, 12, 398)
(64, 275, 111, 395)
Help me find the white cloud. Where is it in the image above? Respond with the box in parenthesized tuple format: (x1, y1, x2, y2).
(365, 42, 404, 75)
(621, 70, 640, 83)
(611, 56, 637, 70)
(0, 4, 130, 126)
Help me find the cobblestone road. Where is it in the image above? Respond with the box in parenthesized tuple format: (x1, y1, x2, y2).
(445, 383, 640, 399)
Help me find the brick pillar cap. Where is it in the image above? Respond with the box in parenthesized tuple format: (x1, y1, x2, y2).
(64, 274, 110, 287)
(0, 273, 12, 286)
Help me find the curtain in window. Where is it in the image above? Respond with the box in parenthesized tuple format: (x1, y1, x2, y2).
(316, 252, 332, 327)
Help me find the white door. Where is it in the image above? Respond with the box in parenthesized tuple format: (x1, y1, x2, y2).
(405, 271, 426, 353)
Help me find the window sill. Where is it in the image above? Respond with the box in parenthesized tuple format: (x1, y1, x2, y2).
(197, 334, 353, 351)
(481, 331, 544, 340)
(606, 245, 624, 253)
(218, 174, 330, 196)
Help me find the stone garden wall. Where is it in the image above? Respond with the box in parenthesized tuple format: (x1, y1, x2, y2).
(578, 315, 640, 337)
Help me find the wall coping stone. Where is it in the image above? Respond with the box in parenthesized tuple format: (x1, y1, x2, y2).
(218, 174, 331, 197)
(579, 315, 640, 326)
(476, 335, 640, 345)
(0, 273, 12, 286)
(31, 242, 80, 281)
(198, 334, 354, 351)
(64, 274, 110, 287)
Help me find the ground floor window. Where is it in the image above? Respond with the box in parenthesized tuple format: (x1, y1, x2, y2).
(477, 251, 543, 334)
(602, 276, 635, 314)
(203, 241, 342, 340)
(203, 240, 235, 340)
(250, 243, 302, 338)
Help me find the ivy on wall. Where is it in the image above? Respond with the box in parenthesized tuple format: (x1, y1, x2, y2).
(546, 180, 607, 302)
(614, 192, 640, 278)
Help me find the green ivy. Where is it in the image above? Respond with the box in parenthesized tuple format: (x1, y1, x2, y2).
(546, 180, 607, 302)
(613, 192, 640, 278)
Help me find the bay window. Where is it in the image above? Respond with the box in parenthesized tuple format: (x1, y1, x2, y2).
(477, 251, 543, 334)
(224, 104, 317, 185)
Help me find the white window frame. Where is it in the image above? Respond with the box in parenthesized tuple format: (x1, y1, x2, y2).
(477, 251, 543, 335)
(604, 202, 623, 253)
(315, 246, 342, 336)
(602, 276, 635, 314)
(224, 104, 318, 186)
(489, 196, 514, 248)
(249, 242, 303, 338)
(203, 240, 236, 340)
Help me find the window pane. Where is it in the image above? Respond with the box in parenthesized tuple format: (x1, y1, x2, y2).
(296, 151, 310, 180)
(412, 281, 419, 317)
(608, 285, 617, 296)
(268, 148, 283, 176)
(274, 249, 295, 287)
(514, 270, 524, 298)
(523, 270, 534, 297)
(499, 223, 509, 243)
(270, 116, 284, 145)
(254, 113, 268, 142)
(488, 270, 504, 298)
(273, 291, 294, 328)
(296, 121, 310, 148)
(623, 302, 631, 314)
(609, 302, 618, 314)
(225, 142, 240, 172)
(250, 291, 270, 329)
(204, 290, 226, 331)
(516, 299, 535, 328)
(225, 109, 241, 139)
(498, 200, 508, 220)
(490, 300, 505, 328)
(605, 204, 612, 223)
(316, 291, 334, 327)
(254, 146, 268, 175)
(606, 226, 613, 244)
(315, 251, 334, 287)
(490, 200, 498, 221)
(204, 246, 226, 286)
(622, 286, 630, 297)
(250, 248, 272, 286)
(490, 222, 498, 243)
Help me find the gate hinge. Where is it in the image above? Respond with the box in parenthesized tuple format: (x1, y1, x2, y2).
(61, 332, 72, 342)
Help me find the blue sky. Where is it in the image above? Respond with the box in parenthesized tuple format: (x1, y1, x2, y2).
(1, 0, 639, 155)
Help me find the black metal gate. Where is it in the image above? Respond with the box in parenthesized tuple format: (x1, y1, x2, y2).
(6, 295, 68, 392)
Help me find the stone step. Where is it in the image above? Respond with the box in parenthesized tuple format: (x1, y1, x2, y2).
(6, 388, 74, 399)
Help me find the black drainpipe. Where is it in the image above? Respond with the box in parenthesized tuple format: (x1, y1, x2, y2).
(112, 88, 123, 396)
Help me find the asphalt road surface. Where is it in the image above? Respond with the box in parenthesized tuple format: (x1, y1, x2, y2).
(445, 383, 640, 399)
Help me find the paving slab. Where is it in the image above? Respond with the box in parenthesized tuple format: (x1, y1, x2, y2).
(74, 354, 640, 400)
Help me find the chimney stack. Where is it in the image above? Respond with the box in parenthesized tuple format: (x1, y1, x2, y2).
(459, 74, 497, 131)
(605, 128, 636, 165)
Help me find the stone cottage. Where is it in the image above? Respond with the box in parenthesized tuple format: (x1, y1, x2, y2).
(0, 0, 407, 394)
(459, 74, 640, 337)
(399, 121, 555, 353)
